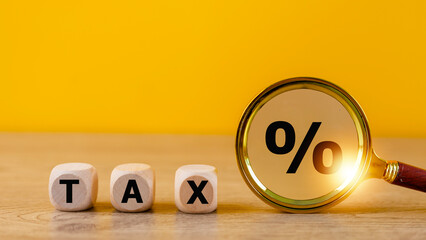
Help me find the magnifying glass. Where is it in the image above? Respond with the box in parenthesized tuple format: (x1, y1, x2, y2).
(235, 77, 426, 213)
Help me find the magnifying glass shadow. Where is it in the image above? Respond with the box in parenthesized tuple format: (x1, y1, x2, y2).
(319, 179, 426, 214)
(216, 202, 426, 215)
(324, 205, 426, 214)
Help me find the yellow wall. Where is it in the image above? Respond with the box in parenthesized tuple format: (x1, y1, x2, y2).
(1, 1, 425, 137)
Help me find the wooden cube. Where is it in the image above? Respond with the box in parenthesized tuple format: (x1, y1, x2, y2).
(175, 164, 217, 213)
(49, 163, 98, 211)
(110, 163, 155, 212)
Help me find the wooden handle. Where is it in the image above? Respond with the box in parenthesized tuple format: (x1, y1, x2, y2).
(384, 161, 426, 192)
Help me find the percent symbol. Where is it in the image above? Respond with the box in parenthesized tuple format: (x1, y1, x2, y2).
(265, 121, 343, 174)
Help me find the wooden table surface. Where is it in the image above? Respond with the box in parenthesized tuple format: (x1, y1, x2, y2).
(0, 133, 425, 239)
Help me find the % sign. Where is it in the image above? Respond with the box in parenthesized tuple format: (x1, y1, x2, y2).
(266, 121, 342, 174)
(236, 77, 426, 213)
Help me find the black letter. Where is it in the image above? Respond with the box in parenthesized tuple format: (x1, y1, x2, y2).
(187, 180, 209, 204)
(59, 179, 79, 203)
(121, 179, 143, 203)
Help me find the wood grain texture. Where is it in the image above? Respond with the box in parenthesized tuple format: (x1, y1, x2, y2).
(392, 162, 426, 192)
(0, 133, 425, 240)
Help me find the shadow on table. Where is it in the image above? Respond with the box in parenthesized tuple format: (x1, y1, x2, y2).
(325, 205, 426, 214)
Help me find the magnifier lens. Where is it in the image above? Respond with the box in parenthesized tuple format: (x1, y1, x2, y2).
(236, 78, 371, 212)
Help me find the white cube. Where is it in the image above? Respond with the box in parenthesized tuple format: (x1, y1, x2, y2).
(175, 164, 217, 213)
(110, 163, 155, 212)
(49, 163, 98, 211)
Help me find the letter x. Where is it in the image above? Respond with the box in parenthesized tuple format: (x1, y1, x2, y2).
(187, 180, 209, 204)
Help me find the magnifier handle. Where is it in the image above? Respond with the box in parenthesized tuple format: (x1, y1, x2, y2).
(384, 161, 426, 192)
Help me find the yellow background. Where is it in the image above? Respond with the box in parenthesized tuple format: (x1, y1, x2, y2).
(1, 1, 425, 137)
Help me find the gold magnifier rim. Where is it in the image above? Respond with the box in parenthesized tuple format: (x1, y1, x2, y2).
(235, 77, 373, 212)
